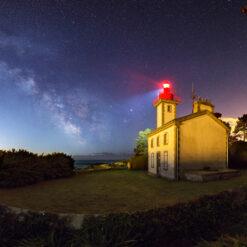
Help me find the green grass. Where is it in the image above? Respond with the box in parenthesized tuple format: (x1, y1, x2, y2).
(0, 169, 247, 214)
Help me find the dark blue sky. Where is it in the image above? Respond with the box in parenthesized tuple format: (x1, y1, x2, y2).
(0, 0, 246, 156)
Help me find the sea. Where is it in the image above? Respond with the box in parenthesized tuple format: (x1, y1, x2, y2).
(74, 160, 122, 169)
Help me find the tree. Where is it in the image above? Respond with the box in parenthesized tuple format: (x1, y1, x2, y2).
(228, 134, 239, 146)
(134, 128, 152, 156)
(222, 121, 231, 130)
(234, 114, 247, 142)
(213, 112, 231, 130)
(214, 112, 222, 118)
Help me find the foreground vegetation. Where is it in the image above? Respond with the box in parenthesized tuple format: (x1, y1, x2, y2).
(0, 149, 74, 188)
(1, 188, 247, 247)
(1, 169, 247, 214)
(1, 143, 247, 246)
(196, 235, 247, 247)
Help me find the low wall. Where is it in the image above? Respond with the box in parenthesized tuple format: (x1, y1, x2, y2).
(185, 169, 240, 182)
(1, 204, 88, 229)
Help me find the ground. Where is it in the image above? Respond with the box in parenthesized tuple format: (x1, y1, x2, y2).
(0, 169, 247, 214)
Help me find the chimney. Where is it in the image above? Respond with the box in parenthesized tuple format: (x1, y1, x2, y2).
(193, 96, 214, 113)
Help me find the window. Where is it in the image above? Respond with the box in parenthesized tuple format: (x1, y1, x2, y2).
(151, 138, 154, 148)
(163, 151, 168, 170)
(167, 105, 172, 112)
(151, 153, 154, 168)
(157, 136, 160, 146)
(164, 133, 168, 145)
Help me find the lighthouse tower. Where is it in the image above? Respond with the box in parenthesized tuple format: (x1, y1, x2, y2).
(153, 82, 180, 128)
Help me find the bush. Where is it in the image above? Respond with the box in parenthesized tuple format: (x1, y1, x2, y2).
(78, 190, 245, 247)
(0, 150, 74, 188)
(0, 206, 74, 247)
(229, 141, 247, 169)
(128, 155, 148, 170)
(196, 235, 247, 247)
(0, 189, 247, 247)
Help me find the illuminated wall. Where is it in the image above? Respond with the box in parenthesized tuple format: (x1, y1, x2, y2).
(148, 125, 176, 179)
(156, 100, 177, 128)
(156, 103, 162, 128)
(179, 114, 228, 178)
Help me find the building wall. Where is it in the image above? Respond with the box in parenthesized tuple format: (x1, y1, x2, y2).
(148, 125, 177, 179)
(164, 103, 176, 125)
(156, 101, 177, 128)
(157, 103, 162, 128)
(179, 114, 227, 178)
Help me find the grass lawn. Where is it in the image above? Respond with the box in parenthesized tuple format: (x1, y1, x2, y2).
(0, 169, 247, 214)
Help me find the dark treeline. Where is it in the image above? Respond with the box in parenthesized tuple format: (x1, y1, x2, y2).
(0, 149, 74, 188)
(229, 141, 247, 169)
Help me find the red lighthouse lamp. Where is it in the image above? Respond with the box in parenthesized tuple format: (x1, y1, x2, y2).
(153, 81, 180, 106)
(163, 82, 170, 88)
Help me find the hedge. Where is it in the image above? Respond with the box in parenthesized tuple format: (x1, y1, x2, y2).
(1, 188, 247, 247)
(0, 149, 74, 188)
(81, 190, 243, 247)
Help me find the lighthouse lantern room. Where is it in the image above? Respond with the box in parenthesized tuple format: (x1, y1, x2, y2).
(153, 81, 180, 128)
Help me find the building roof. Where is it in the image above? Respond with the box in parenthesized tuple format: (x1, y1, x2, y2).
(147, 110, 231, 138)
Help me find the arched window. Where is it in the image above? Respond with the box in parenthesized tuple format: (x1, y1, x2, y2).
(164, 132, 168, 145)
(151, 138, 154, 148)
(157, 136, 160, 147)
(151, 153, 154, 168)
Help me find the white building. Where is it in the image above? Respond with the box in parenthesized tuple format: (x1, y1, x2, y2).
(147, 82, 230, 180)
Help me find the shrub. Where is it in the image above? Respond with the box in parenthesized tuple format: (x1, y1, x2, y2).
(0, 189, 247, 247)
(196, 235, 247, 247)
(0, 150, 74, 188)
(0, 205, 74, 247)
(128, 155, 148, 170)
(78, 190, 245, 247)
(229, 141, 247, 169)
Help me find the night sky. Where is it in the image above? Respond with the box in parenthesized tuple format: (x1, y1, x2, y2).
(0, 0, 246, 156)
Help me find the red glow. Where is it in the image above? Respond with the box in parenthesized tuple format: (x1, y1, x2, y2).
(153, 81, 180, 105)
(163, 81, 171, 89)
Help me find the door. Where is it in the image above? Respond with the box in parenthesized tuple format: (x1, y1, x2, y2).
(157, 152, 161, 176)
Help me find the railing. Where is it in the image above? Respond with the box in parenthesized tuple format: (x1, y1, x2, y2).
(153, 95, 181, 105)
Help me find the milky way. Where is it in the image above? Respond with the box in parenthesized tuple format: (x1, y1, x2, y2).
(0, 0, 246, 155)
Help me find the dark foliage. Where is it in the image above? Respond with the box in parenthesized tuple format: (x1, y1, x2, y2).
(212, 112, 231, 130)
(134, 129, 152, 156)
(81, 191, 239, 247)
(0, 189, 247, 247)
(229, 141, 247, 169)
(234, 114, 247, 142)
(213, 112, 222, 118)
(0, 205, 74, 247)
(229, 134, 239, 146)
(1, 189, 247, 247)
(222, 121, 231, 129)
(0, 149, 74, 188)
